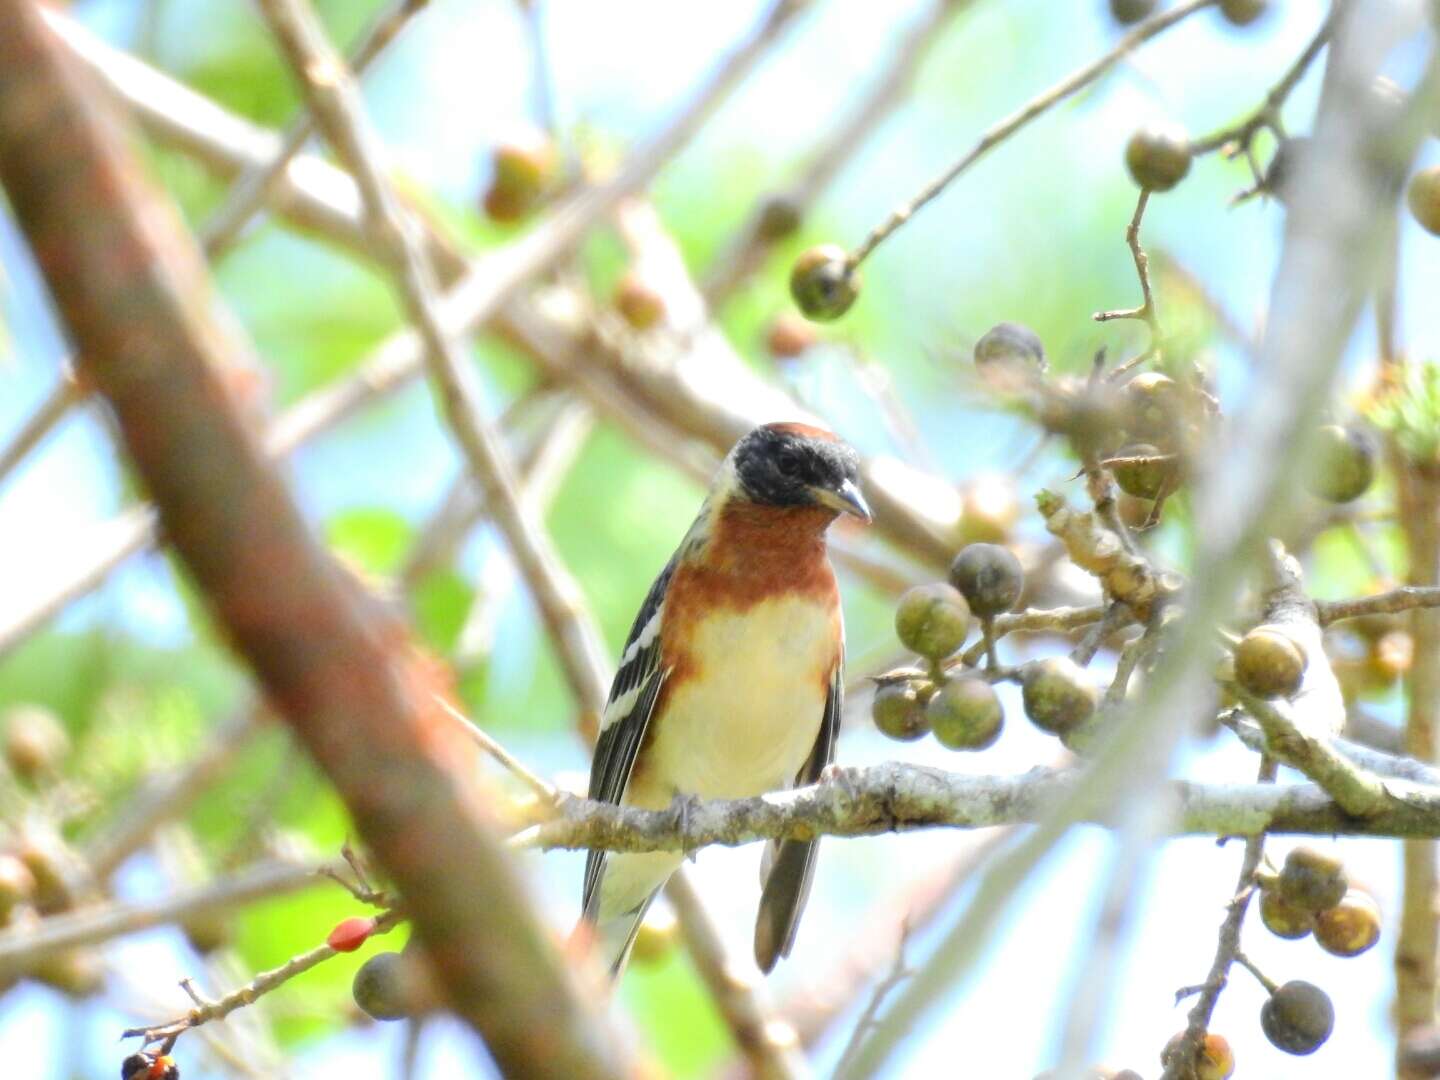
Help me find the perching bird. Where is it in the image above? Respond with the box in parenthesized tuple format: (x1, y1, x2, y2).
(580, 421, 871, 978)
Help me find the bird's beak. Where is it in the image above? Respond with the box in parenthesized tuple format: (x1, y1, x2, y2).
(811, 478, 872, 523)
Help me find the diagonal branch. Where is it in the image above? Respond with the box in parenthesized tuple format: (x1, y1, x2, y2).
(257, 0, 613, 723)
(0, 8, 634, 1075)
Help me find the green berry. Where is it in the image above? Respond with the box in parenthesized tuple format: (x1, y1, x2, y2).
(1109, 0, 1157, 25)
(1123, 372, 1182, 439)
(0, 854, 35, 925)
(894, 584, 971, 661)
(973, 322, 1046, 388)
(614, 272, 666, 330)
(766, 314, 817, 359)
(1259, 886, 1314, 940)
(1278, 846, 1348, 912)
(949, 543, 1023, 617)
(1410, 166, 1440, 236)
(353, 951, 412, 1021)
(1125, 126, 1192, 192)
(1305, 424, 1376, 503)
(492, 132, 557, 197)
(1260, 980, 1333, 1056)
(1111, 443, 1175, 501)
(871, 681, 930, 742)
(756, 196, 802, 241)
(1163, 1031, 1236, 1080)
(927, 678, 1003, 751)
(1314, 889, 1381, 957)
(1021, 657, 1098, 734)
(1220, 0, 1268, 27)
(1234, 627, 1306, 699)
(3, 704, 69, 780)
(790, 245, 860, 322)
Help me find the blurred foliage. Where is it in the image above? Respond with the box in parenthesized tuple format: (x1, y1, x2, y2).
(1369, 360, 1440, 467)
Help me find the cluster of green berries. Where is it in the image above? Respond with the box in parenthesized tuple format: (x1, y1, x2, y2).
(875, 543, 1024, 749)
(0, 704, 110, 998)
(1259, 848, 1381, 959)
(875, 542, 1099, 746)
(1249, 847, 1378, 1055)
(971, 323, 1198, 517)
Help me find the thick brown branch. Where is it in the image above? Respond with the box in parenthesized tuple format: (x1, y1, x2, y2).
(0, 9, 633, 1076)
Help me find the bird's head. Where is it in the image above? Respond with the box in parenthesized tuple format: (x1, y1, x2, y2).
(728, 422, 871, 523)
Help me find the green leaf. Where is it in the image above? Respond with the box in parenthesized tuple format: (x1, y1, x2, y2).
(326, 507, 413, 576)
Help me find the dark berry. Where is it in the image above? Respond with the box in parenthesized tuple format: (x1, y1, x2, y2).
(1260, 980, 1333, 1055)
(949, 543, 1023, 617)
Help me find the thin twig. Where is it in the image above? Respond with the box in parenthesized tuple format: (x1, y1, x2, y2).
(1095, 189, 1162, 373)
(957, 604, 1108, 667)
(1159, 756, 1276, 1080)
(834, 922, 913, 1076)
(1316, 585, 1440, 624)
(124, 907, 406, 1047)
(434, 695, 557, 806)
(0, 859, 326, 977)
(847, 0, 1217, 267)
(272, 0, 617, 722)
(198, 0, 433, 258)
(1191, 12, 1334, 155)
(701, 0, 973, 306)
(1068, 601, 1132, 667)
(0, 371, 82, 490)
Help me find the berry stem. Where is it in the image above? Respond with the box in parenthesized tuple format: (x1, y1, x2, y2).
(1232, 949, 1281, 995)
(845, 0, 1217, 268)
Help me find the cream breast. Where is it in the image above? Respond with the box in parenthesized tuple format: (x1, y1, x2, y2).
(631, 595, 835, 807)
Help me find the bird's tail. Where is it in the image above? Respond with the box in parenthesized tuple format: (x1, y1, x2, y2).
(578, 851, 682, 981)
(591, 892, 658, 981)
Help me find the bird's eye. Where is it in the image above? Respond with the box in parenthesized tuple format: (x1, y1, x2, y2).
(776, 451, 801, 478)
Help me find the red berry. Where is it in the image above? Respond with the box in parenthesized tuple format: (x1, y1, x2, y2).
(327, 915, 377, 953)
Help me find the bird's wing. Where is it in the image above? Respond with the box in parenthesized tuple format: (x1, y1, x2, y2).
(581, 556, 676, 920)
(753, 651, 842, 972)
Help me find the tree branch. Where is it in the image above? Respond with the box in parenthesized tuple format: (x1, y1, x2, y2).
(515, 763, 1440, 852)
(0, 9, 634, 1075)
(0, 858, 322, 978)
(848, 0, 1217, 266)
